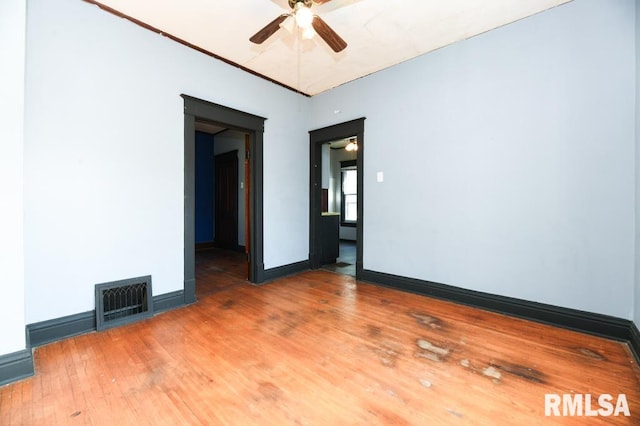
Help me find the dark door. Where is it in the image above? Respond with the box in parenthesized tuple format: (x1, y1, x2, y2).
(215, 150, 238, 250)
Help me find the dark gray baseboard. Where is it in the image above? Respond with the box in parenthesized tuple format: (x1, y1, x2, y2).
(6, 289, 187, 387)
(27, 310, 96, 348)
(360, 269, 639, 365)
(261, 260, 310, 283)
(154, 290, 186, 313)
(629, 322, 640, 363)
(0, 349, 34, 387)
(26, 291, 188, 349)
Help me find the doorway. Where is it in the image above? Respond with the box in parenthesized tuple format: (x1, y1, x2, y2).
(309, 118, 365, 279)
(182, 95, 267, 304)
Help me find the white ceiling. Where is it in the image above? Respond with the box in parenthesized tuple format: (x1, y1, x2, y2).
(87, 0, 572, 96)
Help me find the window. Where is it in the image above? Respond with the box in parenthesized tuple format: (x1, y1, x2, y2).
(341, 160, 357, 226)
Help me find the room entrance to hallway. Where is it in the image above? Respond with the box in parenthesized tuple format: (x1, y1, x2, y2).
(182, 95, 267, 303)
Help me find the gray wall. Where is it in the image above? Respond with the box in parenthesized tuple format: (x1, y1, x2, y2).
(23, 0, 311, 324)
(635, 0, 640, 326)
(311, 0, 636, 319)
(0, 0, 27, 355)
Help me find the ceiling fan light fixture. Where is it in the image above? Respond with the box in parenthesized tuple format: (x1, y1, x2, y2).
(294, 3, 314, 29)
(345, 139, 358, 152)
(302, 26, 316, 40)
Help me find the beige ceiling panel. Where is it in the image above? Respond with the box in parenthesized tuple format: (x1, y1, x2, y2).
(90, 0, 573, 95)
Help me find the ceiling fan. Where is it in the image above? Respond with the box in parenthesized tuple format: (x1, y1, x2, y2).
(250, 0, 347, 53)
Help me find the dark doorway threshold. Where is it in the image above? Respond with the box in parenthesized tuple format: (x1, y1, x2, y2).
(321, 240, 356, 276)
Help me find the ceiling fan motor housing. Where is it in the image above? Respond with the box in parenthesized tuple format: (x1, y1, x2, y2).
(288, 0, 313, 9)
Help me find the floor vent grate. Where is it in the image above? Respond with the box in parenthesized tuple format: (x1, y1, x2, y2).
(95, 276, 153, 331)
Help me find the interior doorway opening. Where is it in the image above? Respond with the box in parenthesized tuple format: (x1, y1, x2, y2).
(309, 118, 365, 279)
(318, 138, 358, 277)
(182, 95, 266, 304)
(193, 126, 250, 296)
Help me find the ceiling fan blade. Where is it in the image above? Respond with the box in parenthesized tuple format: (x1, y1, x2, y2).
(312, 15, 347, 53)
(313, 0, 333, 4)
(250, 14, 289, 44)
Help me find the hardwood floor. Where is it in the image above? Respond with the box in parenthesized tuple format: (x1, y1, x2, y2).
(1, 253, 639, 424)
(195, 247, 247, 297)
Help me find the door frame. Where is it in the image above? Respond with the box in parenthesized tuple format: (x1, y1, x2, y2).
(309, 118, 365, 278)
(182, 94, 266, 303)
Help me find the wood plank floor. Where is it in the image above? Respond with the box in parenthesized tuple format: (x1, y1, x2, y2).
(1, 252, 639, 424)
